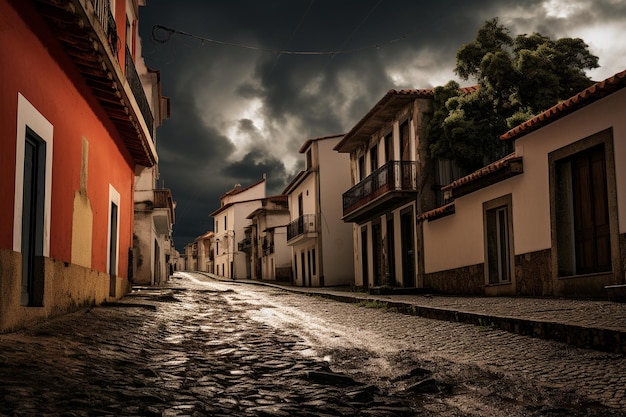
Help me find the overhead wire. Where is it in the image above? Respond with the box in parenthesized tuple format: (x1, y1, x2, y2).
(151, 23, 408, 56)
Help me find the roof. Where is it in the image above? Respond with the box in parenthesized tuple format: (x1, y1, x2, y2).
(334, 86, 479, 153)
(501, 68, 626, 141)
(221, 177, 266, 199)
(298, 133, 345, 153)
(282, 169, 310, 195)
(194, 230, 214, 241)
(441, 153, 523, 200)
(418, 202, 455, 222)
(334, 89, 433, 153)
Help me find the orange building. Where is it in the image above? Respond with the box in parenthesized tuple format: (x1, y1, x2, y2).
(0, 0, 162, 331)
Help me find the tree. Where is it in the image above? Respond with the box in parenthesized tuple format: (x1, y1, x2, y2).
(429, 18, 599, 172)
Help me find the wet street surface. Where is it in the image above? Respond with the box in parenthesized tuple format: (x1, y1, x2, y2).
(1, 272, 625, 416)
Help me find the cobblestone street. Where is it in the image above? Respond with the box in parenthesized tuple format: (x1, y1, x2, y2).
(1, 272, 625, 416)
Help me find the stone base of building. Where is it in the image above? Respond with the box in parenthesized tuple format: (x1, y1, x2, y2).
(0, 249, 127, 332)
(423, 264, 484, 295)
(424, 243, 625, 299)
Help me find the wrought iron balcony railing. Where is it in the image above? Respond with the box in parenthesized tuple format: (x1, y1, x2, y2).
(287, 214, 318, 241)
(125, 46, 154, 135)
(342, 160, 417, 216)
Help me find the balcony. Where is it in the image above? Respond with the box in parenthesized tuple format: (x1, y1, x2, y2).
(33, 0, 157, 167)
(287, 214, 318, 243)
(238, 238, 252, 252)
(342, 160, 417, 223)
(153, 189, 175, 234)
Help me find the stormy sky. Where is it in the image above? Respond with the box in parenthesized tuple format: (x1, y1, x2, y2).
(137, 0, 626, 252)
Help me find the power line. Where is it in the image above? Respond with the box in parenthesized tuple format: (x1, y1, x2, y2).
(151, 24, 408, 56)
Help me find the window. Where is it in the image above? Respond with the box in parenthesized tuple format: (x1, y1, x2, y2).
(370, 144, 378, 172)
(215, 220, 219, 233)
(306, 149, 312, 169)
(552, 135, 614, 277)
(385, 133, 394, 162)
(400, 120, 410, 161)
(358, 155, 366, 182)
(484, 195, 514, 285)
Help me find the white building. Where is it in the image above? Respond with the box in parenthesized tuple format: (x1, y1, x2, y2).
(245, 195, 291, 281)
(284, 134, 354, 287)
(420, 69, 626, 298)
(210, 179, 265, 279)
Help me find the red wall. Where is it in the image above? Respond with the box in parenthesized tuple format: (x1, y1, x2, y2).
(0, 0, 136, 278)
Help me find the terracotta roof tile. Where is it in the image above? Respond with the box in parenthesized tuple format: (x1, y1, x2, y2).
(418, 202, 455, 222)
(501, 68, 626, 141)
(442, 153, 521, 192)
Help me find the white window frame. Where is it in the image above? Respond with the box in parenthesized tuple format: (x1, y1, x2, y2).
(107, 184, 121, 276)
(13, 93, 53, 257)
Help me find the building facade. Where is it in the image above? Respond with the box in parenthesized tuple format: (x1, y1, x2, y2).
(334, 90, 437, 290)
(420, 69, 626, 298)
(284, 134, 354, 287)
(0, 0, 160, 330)
(245, 196, 291, 282)
(211, 179, 266, 279)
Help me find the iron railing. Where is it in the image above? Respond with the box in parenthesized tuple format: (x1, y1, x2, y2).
(125, 46, 154, 135)
(92, 0, 118, 55)
(238, 238, 252, 252)
(287, 214, 317, 241)
(342, 160, 417, 215)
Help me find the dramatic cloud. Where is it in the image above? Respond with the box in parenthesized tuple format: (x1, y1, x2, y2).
(139, 0, 626, 250)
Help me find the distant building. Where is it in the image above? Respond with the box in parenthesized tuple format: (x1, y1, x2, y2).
(194, 231, 214, 273)
(183, 241, 198, 271)
(284, 134, 354, 287)
(420, 69, 626, 298)
(0, 0, 163, 330)
(245, 196, 291, 282)
(210, 179, 266, 279)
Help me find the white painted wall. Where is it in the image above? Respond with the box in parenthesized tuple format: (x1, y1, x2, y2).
(424, 87, 626, 273)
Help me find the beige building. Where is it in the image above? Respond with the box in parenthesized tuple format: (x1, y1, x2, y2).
(211, 179, 266, 279)
(334, 90, 437, 290)
(284, 134, 354, 287)
(420, 69, 626, 298)
(132, 36, 174, 286)
(194, 231, 214, 273)
(245, 196, 291, 281)
(183, 241, 197, 271)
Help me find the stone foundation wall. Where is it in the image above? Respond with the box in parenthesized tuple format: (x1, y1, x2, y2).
(514, 249, 552, 296)
(423, 264, 484, 295)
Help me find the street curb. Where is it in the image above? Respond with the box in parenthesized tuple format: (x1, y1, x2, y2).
(193, 272, 626, 354)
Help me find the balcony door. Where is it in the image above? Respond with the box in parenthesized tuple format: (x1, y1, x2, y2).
(21, 129, 46, 306)
(400, 207, 415, 287)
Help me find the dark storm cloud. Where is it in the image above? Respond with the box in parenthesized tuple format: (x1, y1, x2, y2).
(139, 0, 626, 251)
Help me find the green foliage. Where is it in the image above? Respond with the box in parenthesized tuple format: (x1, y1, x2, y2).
(429, 18, 599, 172)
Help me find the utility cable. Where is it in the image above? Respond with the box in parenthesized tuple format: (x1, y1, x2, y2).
(151, 24, 408, 56)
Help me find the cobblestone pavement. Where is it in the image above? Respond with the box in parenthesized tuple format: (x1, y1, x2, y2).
(0, 272, 624, 416)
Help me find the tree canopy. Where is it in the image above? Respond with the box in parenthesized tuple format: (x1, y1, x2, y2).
(428, 18, 599, 172)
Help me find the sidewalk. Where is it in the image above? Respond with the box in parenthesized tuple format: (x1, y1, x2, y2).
(196, 273, 626, 354)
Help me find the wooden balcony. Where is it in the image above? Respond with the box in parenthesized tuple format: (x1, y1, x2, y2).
(33, 0, 157, 167)
(342, 161, 417, 223)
